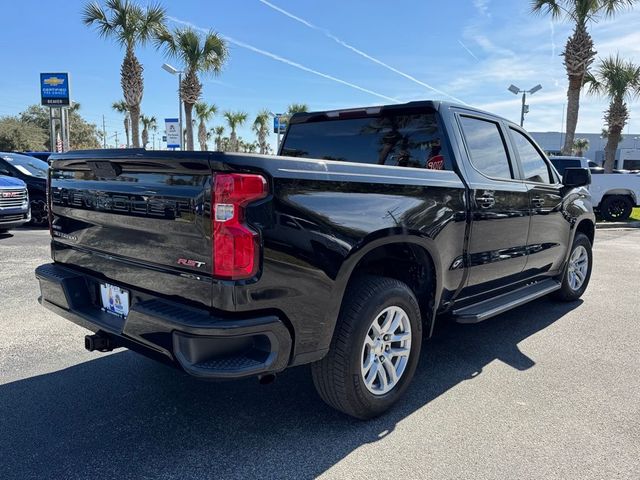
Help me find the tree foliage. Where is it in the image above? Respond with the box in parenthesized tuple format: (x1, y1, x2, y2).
(573, 137, 590, 155)
(531, 0, 636, 154)
(156, 26, 228, 150)
(253, 110, 271, 154)
(585, 54, 640, 171)
(0, 116, 48, 151)
(83, 0, 167, 147)
(2, 104, 102, 151)
(194, 102, 217, 150)
(223, 111, 248, 152)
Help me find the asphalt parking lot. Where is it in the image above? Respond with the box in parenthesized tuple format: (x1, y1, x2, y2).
(1, 227, 639, 480)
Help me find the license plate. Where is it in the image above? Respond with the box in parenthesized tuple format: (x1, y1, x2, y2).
(100, 283, 130, 318)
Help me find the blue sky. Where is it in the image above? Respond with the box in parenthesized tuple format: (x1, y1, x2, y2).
(1, 0, 639, 150)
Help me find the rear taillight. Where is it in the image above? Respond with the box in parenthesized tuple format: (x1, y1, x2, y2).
(212, 173, 267, 280)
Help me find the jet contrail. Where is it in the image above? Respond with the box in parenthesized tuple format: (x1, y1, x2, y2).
(258, 0, 468, 105)
(168, 16, 400, 104)
(458, 40, 480, 62)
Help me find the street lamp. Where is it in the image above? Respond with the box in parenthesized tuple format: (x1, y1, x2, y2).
(508, 84, 542, 127)
(162, 63, 183, 149)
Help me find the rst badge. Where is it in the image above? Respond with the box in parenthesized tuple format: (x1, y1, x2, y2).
(177, 258, 206, 268)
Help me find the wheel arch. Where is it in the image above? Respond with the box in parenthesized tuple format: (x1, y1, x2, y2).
(600, 189, 637, 206)
(575, 218, 595, 246)
(562, 216, 595, 268)
(324, 233, 444, 347)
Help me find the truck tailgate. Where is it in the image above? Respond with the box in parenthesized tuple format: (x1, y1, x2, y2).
(49, 153, 213, 308)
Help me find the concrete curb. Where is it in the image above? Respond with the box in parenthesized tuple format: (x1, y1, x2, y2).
(596, 221, 640, 229)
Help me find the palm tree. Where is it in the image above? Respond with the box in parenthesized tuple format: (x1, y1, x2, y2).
(277, 103, 309, 133)
(194, 102, 218, 151)
(140, 114, 156, 148)
(585, 54, 640, 172)
(243, 141, 258, 153)
(573, 137, 590, 156)
(212, 126, 225, 151)
(531, 0, 635, 155)
(601, 128, 624, 143)
(112, 100, 130, 147)
(156, 27, 228, 151)
(252, 110, 271, 154)
(224, 111, 247, 152)
(287, 103, 308, 115)
(83, 0, 166, 148)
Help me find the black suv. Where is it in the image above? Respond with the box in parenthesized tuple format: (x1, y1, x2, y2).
(0, 152, 48, 224)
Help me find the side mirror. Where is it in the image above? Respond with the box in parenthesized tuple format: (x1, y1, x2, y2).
(562, 167, 591, 187)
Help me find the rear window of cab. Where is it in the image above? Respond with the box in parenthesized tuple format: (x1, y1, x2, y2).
(282, 113, 452, 171)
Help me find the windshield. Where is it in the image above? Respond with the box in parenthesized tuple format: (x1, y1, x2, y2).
(2, 153, 48, 178)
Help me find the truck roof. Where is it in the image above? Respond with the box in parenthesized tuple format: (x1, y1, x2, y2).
(289, 100, 513, 126)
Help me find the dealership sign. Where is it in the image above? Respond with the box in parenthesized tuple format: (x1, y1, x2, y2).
(273, 114, 287, 134)
(40, 73, 70, 107)
(165, 118, 181, 149)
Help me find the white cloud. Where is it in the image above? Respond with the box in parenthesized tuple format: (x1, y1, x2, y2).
(473, 0, 491, 17)
(451, 3, 640, 133)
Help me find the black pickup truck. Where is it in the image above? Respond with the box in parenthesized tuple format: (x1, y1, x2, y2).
(36, 101, 595, 419)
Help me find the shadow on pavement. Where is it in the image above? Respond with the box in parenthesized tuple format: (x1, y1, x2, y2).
(0, 297, 582, 480)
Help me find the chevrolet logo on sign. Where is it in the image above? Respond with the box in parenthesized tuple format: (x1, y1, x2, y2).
(40, 72, 70, 107)
(43, 76, 65, 86)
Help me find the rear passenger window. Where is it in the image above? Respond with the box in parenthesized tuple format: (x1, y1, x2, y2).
(281, 113, 451, 170)
(510, 129, 552, 183)
(459, 116, 512, 179)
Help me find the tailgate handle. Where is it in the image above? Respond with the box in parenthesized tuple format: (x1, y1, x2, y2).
(87, 161, 122, 179)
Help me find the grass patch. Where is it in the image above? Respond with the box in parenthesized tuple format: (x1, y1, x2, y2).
(631, 208, 640, 222)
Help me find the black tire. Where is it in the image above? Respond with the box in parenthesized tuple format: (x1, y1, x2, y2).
(29, 198, 48, 226)
(554, 232, 593, 302)
(600, 195, 633, 222)
(311, 276, 422, 419)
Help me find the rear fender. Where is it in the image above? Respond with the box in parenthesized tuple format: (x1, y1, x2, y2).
(323, 230, 444, 344)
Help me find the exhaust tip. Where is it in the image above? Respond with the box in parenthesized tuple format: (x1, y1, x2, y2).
(258, 373, 276, 385)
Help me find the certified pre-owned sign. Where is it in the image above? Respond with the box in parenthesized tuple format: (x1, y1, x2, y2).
(165, 118, 181, 149)
(40, 73, 70, 107)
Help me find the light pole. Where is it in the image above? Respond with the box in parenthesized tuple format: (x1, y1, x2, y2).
(162, 63, 183, 150)
(508, 84, 542, 127)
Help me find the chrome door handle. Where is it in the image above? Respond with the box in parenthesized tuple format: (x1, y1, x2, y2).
(476, 194, 495, 209)
(532, 196, 545, 208)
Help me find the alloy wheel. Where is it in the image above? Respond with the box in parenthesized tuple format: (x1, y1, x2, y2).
(567, 245, 589, 291)
(360, 306, 412, 396)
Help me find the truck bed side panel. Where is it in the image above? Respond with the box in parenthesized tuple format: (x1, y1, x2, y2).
(224, 155, 468, 361)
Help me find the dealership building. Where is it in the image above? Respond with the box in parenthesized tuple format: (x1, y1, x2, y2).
(530, 131, 640, 168)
